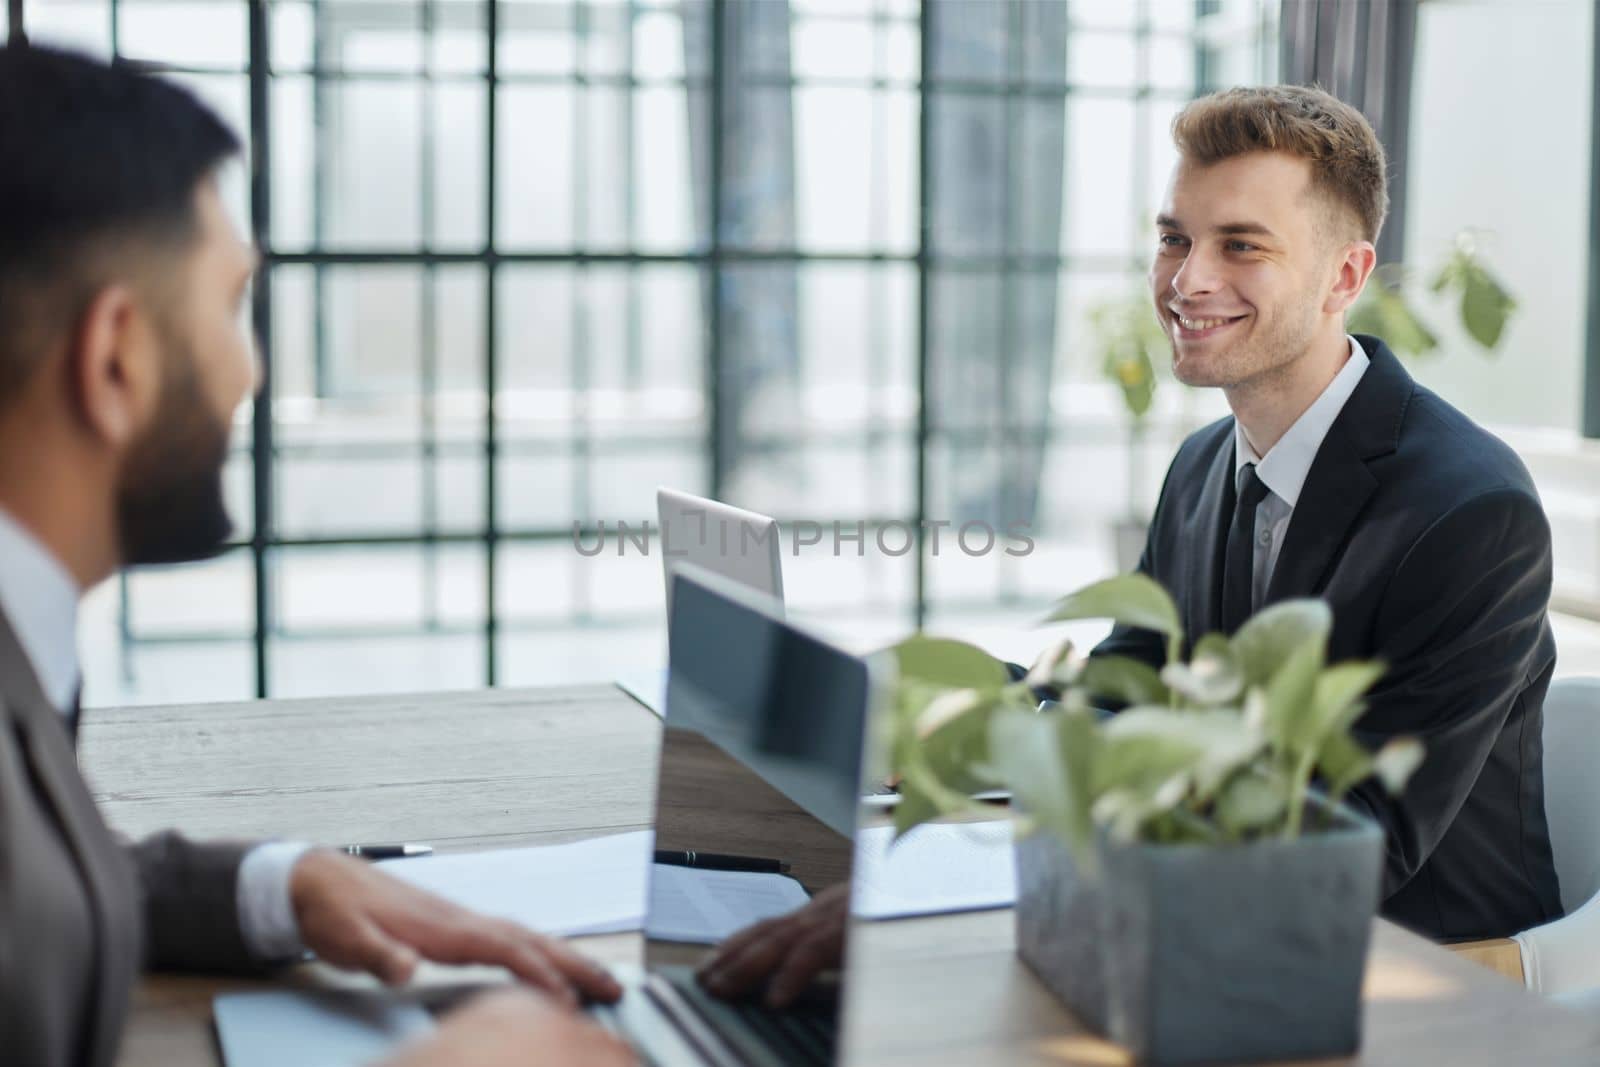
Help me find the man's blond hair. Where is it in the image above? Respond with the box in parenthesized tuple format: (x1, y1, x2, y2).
(1171, 85, 1388, 245)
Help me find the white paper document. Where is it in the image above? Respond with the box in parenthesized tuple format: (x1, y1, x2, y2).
(378, 830, 652, 937)
(615, 666, 668, 718)
(645, 863, 813, 944)
(214, 990, 434, 1067)
(852, 820, 1016, 919)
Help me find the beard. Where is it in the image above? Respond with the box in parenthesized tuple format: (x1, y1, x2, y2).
(1166, 291, 1322, 391)
(114, 336, 236, 567)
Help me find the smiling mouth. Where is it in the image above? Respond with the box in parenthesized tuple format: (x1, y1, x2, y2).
(1169, 311, 1248, 337)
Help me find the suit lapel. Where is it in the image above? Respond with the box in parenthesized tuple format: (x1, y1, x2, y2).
(1183, 428, 1238, 645)
(1264, 420, 1377, 603)
(0, 607, 140, 1067)
(1264, 335, 1412, 605)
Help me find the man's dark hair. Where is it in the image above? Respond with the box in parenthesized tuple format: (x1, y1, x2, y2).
(0, 44, 240, 405)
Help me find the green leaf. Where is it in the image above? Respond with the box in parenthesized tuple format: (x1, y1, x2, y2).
(1304, 661, 1386, 753)
(888, 635, 1010, 689)
(1260, 635, 1327, 756)
(1101, 706, 1262, 798)
(989, 705, 1098, 860)
(890, 779, 944, 837)
(1042, 574, 1182, 645)
(1376, 286, 1441, 359)
(914, 690, 1005, 797)
(1231, 599, 1331, 689)
(1316, 731, 1375, 800)
(1214, 771, 1287, 836)
(1078, 655, 1169, 707)
(1461, 265, 1516, 351)
(1351, 281, 1437, 359)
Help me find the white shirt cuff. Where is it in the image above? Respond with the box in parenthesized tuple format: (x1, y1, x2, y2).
(236, 841, 314, 960)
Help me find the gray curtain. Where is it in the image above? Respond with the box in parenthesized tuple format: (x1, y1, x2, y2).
(1280, 0, 1419, 265)
(928, 0, 1068, 529)
(683, 0, 800, 495)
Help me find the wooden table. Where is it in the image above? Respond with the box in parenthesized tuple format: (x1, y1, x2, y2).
(81, 686, 1600, 1066)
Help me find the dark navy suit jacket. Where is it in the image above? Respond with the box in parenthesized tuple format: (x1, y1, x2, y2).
(1094, 335, 1563, 943)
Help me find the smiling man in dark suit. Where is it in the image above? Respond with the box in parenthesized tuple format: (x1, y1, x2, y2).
(1094, 85, 1563, 944)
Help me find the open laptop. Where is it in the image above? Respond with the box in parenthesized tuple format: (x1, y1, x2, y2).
(617, 489, 786, 716)
(591, 566, 875, 1066)
(658, 488, 785, 619)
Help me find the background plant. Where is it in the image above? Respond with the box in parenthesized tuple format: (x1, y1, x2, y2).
(883, 575, 1423, 863)
(1348, 229, 1517, 359)
(1090, 293, 1169, 522)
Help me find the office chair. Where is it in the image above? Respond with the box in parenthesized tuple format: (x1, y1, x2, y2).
(1511, 676, 1600, 1003)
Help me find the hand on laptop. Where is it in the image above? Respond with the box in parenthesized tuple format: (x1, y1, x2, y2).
(382, 988, 637, 1067)
(289, 849, 623, 1007)
(695, 882, 850, 1009)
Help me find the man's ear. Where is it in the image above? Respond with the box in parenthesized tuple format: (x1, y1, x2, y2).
(1325, 239, 1378, 316)
(69, 284, 162, 448)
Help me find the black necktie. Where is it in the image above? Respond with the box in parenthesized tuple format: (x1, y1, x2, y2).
(1221, 463, 1270, 635)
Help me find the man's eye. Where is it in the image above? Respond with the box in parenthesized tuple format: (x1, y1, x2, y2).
(1227, 240, 1257, 252)
(1158, 234, 1186, 249)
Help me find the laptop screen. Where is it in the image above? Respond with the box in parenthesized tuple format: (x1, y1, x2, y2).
(643, 567, 869, 1060)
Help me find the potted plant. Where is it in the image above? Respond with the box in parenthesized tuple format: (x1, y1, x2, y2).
(882, 574, 1423, 1066)
(1089, 295, 1168, 572)
(1348, 229, 1517, 359)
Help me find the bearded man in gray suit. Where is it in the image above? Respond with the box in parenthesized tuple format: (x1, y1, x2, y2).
(0, 45, 633, 1067)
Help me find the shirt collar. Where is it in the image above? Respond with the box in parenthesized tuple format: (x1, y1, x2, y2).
(0, 507, 81, 713)
(1234, 334, 1370, 509)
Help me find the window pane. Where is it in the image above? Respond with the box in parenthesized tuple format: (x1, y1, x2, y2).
(497, 266, 574, 391)
(634, 86, 698, 251)
(633, 7, 686, 79)
(1064, 96, 1136, 255)
(331, 82, 424, 247)
(271, 1, 313, 71)
(1069, 32, 1139, 90)
(430, 82, 488, 248)
(1149, 33, 1197, 93)
(331, 1, 424, 74)
(497, 0, 576, 76)
(270, 77, 316, 249)
(792, 17, 874, 80)
(126, 550, 255, 635)
(796, 88, 874, 251)
(119, 1, 246, 68)
(579, 88, 629, 249)
(24, 0, 112, 58)
(497, 86, 574, 248)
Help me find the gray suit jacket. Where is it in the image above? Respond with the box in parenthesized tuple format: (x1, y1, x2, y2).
(0, 606, 261, 1067)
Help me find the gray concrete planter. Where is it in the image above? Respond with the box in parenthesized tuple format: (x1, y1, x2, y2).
(1014, 805, 1384, 1065)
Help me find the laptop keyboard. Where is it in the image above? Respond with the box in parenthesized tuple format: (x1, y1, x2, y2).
(667, 973, 836, 1066)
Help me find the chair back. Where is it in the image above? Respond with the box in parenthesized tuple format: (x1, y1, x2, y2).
(1542, 676, 1600, 915)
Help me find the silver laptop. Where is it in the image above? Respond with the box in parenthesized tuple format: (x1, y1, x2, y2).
(657, 488, 785, 622)
(590, 566, 875, 1066)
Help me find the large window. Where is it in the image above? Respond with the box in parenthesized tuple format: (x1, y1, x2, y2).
(13, 0, 1278, 704)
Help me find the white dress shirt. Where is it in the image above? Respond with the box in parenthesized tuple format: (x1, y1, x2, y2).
(1232, 335, 1371, 610)
(0, 507, 309, 960)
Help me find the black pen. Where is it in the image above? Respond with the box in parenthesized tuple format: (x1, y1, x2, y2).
(654, 849, 790, 874)
(341, 843, 434, 860)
